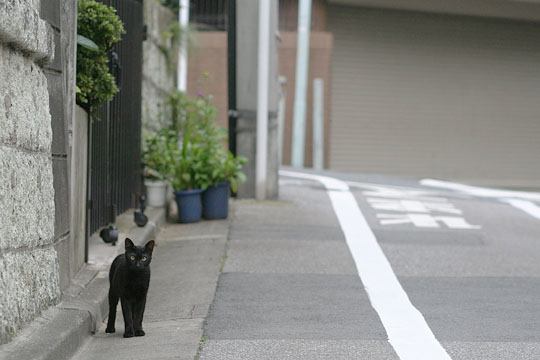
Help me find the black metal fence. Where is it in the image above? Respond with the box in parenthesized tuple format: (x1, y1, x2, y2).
(88, 0, 143, 235)
(190, 0, 229, 31)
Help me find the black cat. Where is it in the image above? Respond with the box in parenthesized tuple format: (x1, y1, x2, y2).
(105, 238, 155, 338)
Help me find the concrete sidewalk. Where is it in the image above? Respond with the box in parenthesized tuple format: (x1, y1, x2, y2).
(71, 219, 229, 360)
(0, 208, 165, 360)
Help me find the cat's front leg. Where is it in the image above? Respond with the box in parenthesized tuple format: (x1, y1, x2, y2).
(133, 297, 147, 337)
(105, 292, 119, 333)
(120, 297, 134, 338)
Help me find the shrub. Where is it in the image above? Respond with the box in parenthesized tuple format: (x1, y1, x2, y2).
(142, 129, 177, 181)
(162, 91, 247, 192)
(76, 0, 125, 113)
(160, 0, 180, 13)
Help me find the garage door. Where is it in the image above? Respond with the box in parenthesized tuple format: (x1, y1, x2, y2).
(328, 6, 540, 188)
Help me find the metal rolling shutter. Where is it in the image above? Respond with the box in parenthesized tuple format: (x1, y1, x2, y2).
(328, 5, 540, 188)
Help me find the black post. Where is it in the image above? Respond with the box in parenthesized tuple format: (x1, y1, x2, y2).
(227, 0, 237, 156)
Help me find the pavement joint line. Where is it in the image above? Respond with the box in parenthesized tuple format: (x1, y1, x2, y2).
(144, 316, 206, 323)
(162, 234, 227, 241)
(280, 170, 453, 360)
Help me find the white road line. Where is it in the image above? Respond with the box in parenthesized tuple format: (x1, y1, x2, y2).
(420, 178, 540, 202)
(501, 198, 540, 220)
(280, 170, 452, 360)
(421, 178, 540, 220)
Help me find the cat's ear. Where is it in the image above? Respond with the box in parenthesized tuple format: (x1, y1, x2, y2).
(125, 238, 135, 250)
(145, 240, 155, 253)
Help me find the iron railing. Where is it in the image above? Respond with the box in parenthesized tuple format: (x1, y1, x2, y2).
(88, 0, 143, 235)
(190, 0, 229, 31)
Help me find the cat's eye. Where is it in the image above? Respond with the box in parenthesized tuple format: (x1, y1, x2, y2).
(129, 255, 135, 261)
(142, 256, 147, 261)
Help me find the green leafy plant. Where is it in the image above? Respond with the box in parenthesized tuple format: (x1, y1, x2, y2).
(216, 152, 247, 193)
(169, 119, 211, 191)
(165, 90, 186, 132)
(142, 129, 177, 181)
(77, 35, 99, 51)
(160, 0, 180, 13)
(163, 92, 247, 192)
(76, 0, 125, 113)
(157, 22, 192, 75)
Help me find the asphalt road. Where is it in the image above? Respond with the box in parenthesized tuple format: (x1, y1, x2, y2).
(200, 170, 540, 360)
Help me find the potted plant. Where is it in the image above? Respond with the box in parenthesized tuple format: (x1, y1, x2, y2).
(177, 95, 247, 220)
(142, 130, 175, 207)
(164, 92, 245, 222)
(169, 117, 210, 223)
(202, 151, 246, 220)
(172, 95, 247, 220)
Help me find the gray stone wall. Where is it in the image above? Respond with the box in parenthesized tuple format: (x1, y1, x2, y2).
(142, 0, 176, 134)
(0, 0, 76, 344)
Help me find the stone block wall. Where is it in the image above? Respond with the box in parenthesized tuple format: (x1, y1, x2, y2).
(0, 0, 76, 344)
(142, 0, 176, 134)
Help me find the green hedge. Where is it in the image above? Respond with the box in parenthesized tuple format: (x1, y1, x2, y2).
(76, 0, 125, 113)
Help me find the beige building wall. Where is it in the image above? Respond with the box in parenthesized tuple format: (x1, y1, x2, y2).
(187, 32, 229, 129)
(186, 31, 333, 167)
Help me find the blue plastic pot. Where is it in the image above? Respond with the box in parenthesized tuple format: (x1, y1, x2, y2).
(174, 189, 203, 223)
(202, 181, 230, 220)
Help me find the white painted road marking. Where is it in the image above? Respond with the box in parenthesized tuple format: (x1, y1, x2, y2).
(346, 181, 480, 230)
(501, 199, 540, 220)
(421, 178, 540, 220)
(420, 179, 540, 201)
(367, 198, 463, 214)
(280, 170, 452, 360)
(377, 213, 481, 229)
(348, 181, 450, 201)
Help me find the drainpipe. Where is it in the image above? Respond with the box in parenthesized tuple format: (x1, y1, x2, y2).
(256, 0, 271, 200)
(228, 0, 237, 156)
(291, 0, 312, 167)
(178, 0, 189, 91)
(312, 78, 324, 170)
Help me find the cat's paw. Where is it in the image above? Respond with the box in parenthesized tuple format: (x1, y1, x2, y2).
(105, 327, 115, 333)
(134, 329, 145, 337)
(123, 331, 134, 338)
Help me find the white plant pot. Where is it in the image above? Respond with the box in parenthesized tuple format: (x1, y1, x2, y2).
(145, 180, 168, 207)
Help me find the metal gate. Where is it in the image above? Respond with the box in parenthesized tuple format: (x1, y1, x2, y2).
(88, 0, 143, 235)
